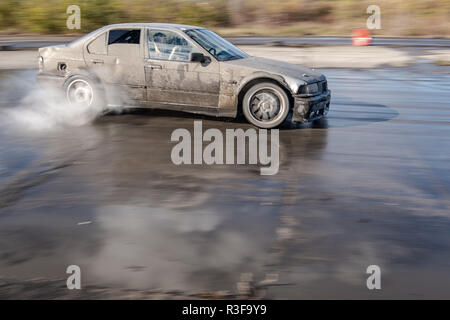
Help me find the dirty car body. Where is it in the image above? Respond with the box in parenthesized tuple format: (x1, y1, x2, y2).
(37, 23, 331, 128)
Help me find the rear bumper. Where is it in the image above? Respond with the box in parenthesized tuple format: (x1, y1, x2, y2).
(36, 73, 65, 89)
(292, 90, 331, 123)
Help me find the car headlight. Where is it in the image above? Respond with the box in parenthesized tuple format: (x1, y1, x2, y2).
(299, 83, 319, 95)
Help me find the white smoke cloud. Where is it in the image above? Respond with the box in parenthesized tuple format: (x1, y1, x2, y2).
(0, 72, 123, 133)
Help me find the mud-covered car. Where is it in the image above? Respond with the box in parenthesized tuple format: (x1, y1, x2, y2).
(37, 23, 331, 128)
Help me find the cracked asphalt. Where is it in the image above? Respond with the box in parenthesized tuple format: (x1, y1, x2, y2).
(0, 64, 449, 299)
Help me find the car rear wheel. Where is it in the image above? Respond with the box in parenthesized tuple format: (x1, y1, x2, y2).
(64, 75, 104, 109)
(242, 82, 290, 129)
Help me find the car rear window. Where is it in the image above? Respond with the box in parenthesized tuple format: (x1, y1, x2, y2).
(108, 29, 141, 45)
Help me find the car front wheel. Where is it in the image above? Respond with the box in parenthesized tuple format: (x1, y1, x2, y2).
(242, 82, 290, 129)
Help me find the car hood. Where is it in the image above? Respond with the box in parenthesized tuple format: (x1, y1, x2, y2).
(223, 56, 325, 84)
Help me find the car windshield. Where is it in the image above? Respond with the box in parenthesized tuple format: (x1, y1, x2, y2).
(185, 29, 248, 61)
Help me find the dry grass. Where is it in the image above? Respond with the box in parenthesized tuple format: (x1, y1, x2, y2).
(435, 60, 450, 66)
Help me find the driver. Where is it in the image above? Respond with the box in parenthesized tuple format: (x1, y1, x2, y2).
(152, 32, 169, 59)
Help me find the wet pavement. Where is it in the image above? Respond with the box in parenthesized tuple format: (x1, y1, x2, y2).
(0, 65, 450, 299)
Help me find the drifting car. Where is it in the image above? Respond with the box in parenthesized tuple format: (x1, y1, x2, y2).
(37, 23, 331, 129)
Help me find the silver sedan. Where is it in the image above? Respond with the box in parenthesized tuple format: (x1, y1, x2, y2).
(37, 23, 331, 128)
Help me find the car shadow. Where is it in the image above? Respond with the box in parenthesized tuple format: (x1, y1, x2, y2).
(103, 100, 399, 131)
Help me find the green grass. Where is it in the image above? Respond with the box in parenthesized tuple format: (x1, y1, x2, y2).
(0, 0, 449, 37)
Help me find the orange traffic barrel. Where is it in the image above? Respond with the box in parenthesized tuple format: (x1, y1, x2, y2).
(352, 29, 372, 46)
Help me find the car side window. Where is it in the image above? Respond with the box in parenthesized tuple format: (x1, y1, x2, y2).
(109, 29, 141, 45)
(148, 29, 198, 62)
(87, 32, 107, 55)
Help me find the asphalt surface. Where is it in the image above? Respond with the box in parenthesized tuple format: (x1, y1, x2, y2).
(2, 36, 450, 51)
(0, 65, 450, 299)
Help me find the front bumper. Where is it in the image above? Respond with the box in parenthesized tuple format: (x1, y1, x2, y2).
(292, 90, 331, 123)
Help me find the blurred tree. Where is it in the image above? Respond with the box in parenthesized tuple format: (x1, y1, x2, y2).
(0, 0, 448, 36)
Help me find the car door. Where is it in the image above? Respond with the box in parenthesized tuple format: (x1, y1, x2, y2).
(84, 28, 146, 102)
(145, 28, 220, 108)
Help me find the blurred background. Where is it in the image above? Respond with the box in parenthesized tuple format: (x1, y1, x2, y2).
(0, 0, 450, 300)
(0, 0, 449, 37)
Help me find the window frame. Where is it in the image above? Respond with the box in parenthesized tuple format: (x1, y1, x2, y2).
(145, 27, 214, 63)
(86, 31, 108, 55)
(108, 29, 142, 46)
(105, 27, 144, 57)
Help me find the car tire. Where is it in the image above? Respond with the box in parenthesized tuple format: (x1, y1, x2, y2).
(64, 75, 104, 109)
(242, 82, 290, 129)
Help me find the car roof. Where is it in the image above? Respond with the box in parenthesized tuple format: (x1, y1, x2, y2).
(68, 23, 204, 47)
(105, 23, 202, 31)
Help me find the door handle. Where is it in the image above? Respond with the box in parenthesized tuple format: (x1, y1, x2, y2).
(91, 59, 104, 64)
(147, 64, 162, 70)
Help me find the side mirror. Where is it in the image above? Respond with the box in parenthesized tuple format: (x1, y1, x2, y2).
(189, 52, 210, 64)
